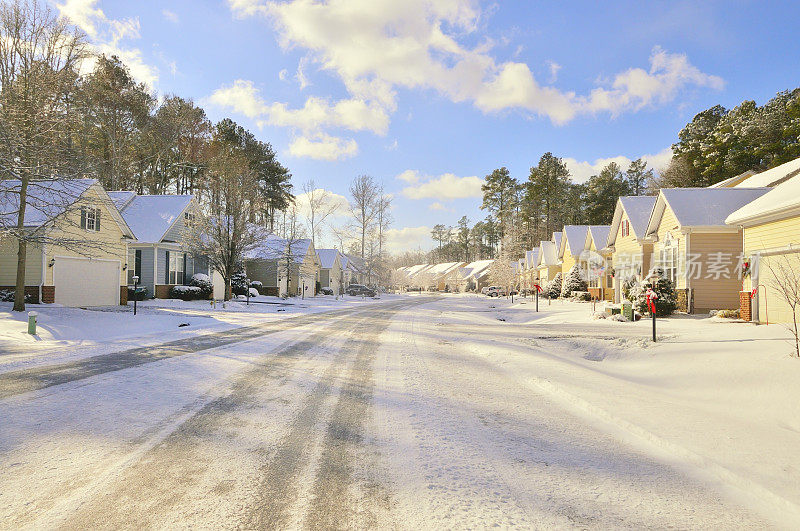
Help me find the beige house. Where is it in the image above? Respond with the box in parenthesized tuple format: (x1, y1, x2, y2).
(246, 235, 320, 297)
(0, 179, 135, 306)
(559, 225, 589, 281)
(583, 225, 614, 301)
(316, 249, 343, 295)
(644, 188, 770, 313)
(607, 196, 657, 303)
(535, 240, 561, 284)
(726, 163, 800, 324)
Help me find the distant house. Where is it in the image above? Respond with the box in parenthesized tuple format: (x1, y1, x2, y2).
(246, 235, 320, 297)
(726, 162, 800, 324)
(343, 253, 367, 285)
(583, 225, 613, 301)
(606, 196, 657, 303)
(317, 248, 343, 295)
(644, 188, 770, 313)
(0, 179, 135, 306)
(524, 247, 540, 290)
(109, 192, 209, 299)
(458, 259, 494, 291)
(559, 225, 590, 280)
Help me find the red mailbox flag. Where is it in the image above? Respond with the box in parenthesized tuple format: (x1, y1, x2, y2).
(534, 284, 543, 293)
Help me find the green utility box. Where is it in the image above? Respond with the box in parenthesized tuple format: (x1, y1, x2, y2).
(622, 302, 634, 321)
(27, 311, 38, 335)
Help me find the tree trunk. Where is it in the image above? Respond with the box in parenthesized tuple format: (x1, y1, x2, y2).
(13, 178, 30, 312)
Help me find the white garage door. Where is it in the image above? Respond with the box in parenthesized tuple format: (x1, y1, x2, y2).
(54, 256, 120, 307)
(758, 253, 800, 324)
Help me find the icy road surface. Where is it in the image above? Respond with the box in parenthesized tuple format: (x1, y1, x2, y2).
(0, 296, 769, 528)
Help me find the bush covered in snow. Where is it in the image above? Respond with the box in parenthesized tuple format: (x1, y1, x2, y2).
(248, 287, 259, 298)
(711, 309, 740, 319)
(231, 268, 248, 296)
(543, 272, 562, 299)
(561, 264, 588, 298)
(0, 289, 33, 303)
(189, 273, 213, 299)
(169, 285, 203, 301)
(628, 270, 677, 316)
(571, 291, 592, 302)
(249, 280, 263, 294)
(621, 276, 637, 302)
(127, 285, 148, 301)
(609, 313, 630, 322)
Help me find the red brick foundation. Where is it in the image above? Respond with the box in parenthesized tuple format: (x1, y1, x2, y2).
(0, 285, 42, 303)
(120, 286, 128, 305)
(155, 284, 176, 298)
(740, 291, 751, 322)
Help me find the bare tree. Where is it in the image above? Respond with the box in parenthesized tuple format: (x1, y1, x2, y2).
(765, 254, 800, 358)
(275, 204, 307, 297)
(349, 174, 379, 260)
(301, 179, 339, 248)
(374, 188, 393, 285)
(0, 0, 88, 311)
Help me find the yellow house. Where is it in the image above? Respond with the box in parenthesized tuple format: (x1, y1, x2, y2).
(583, 225, 614, 301)
(0, 179, 135, 306)
(726, 160, 800, 324)
(644, 188, 770, 313)
(535, 240, 561, 284)
(607, 196, 657, 303)
(559, 225, 589, 280)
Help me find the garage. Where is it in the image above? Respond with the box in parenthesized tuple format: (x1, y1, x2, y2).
(756, 253, 800, 324)
(54, 256, 120, 307)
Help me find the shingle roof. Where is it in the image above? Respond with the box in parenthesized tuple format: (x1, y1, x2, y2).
(619, 196, 657, 239)
(561, 225, 589, 256)
(587, 225, 611, 250)
(726, 172, 800, 225)
(0, 178, 96, 228)
(316, 248, 340, 269)
(657, 188, 770, 229)
(116, 194, 193, 243)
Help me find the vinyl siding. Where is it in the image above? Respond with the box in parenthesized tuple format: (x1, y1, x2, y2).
(245, 259, 278, 287)
(652, 206, 687, 289)
(743, 216, 800, 255)
(757, 253, 800, 324)
(162, 212, 188, 243)
(0, 238, 42, 285)
(128, 245, 156, 295)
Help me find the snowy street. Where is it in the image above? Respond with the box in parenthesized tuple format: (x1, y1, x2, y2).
(0, 294, 795, 528)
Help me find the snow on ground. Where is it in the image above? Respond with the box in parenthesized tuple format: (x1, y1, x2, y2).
(404, 293, 800, 526)
(0, 293, 405, 373)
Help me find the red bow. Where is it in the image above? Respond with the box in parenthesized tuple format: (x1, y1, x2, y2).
(534, 284, 543, 293)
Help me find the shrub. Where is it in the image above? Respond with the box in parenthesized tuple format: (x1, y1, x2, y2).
(127, 285, 149, 301)
(711, 309, 740, 319)
(621, 276, 637, 302)
(231, 268, 248, 296)
(561, 263, 588, 298)
(543, 272, 562, 299)
(0, 289, 33, 303)
(169, 285, 203, 301)
(628, 270, 677, 316)
(189, 273, 213, 299)
(248, 287, 259, 298)
(250, 280, 263, 294)
(571, 291, 592, 302)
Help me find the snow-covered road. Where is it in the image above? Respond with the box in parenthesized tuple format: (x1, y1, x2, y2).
(0, 296, 777, 528)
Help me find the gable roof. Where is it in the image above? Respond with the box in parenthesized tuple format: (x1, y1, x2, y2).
(734, 156, 800, 188)
(560, 225, 589, 257)
(646, 188, 771, 235)
(726, 172, 800, 226)
(708, 170, 756, 188)
(537, 240, 559, 267)
(115, 194, 194, 243)
(460, 259, 493, 280)
(525, 248, 539, 269)
(0, 178, 134, 238)
(316, 248, 340, 269)
(607, 195, 657, 246)
(551, 231, 562, 250)
(587, 225, 611, 250)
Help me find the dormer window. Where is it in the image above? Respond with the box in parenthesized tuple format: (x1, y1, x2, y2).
(81, 207, 101, 232)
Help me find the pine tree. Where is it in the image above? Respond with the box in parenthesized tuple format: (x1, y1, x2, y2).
(629, 270, 678, 316)
(544, 272, 562, 299)
(561, 263, 588, 298)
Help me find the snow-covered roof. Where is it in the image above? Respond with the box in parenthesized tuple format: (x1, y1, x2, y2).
(726, 171, 800, 226)
(404, 263, 430, 278)
(537, 241, 559, 267)
(116, 194, 193, 243)
(460, 259, 493, 280)
(646, 188, 771, 235)
(427, 262, 464, 278)
(0, 179, 134, 238)
(1, 178, 95, 228)
(708, 170, 756, 188)
(345, 253, 366, 272)
(525, 248, 539, 269)
(607, 196, 657, 246)
(560, 225, 589, 257)
(552, 231, 562, 250)
(733, 156, 800, 188)
(107, 190, 137, 210)
(245, 233, 287, 260)
(316, 249, 340, 269)
(587, 225, 611, 250)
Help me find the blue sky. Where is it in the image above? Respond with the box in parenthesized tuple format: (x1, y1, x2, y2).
(56, 0, 800, 252)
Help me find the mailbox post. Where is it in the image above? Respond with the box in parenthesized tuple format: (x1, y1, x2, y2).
(132, 275, 140, 315)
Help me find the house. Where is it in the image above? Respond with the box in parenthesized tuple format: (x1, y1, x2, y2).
(0, 179, 135, 306)
(606, 196, 657, 303)
(535, 240, 561, 284)
(246, 235, 320, 297)
(583, 225, 614, 301)
(726, 168, 800, 324)
(458, 259, 493, 291)
(559, 225, 590, 280)
(109, 192, 209, 299)
(423, 262, 465, 291)
(524, 247, 540, 290)
(731, 157, 800, 188)
(317, 248, 343, 295)
(644, 188, 770, 313)
(344, 253, 367, 285)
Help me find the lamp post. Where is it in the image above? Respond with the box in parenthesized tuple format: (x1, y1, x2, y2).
(646, 271, 660, 342)
(246, 277, 251, 305)
(132, 275, 139, 315)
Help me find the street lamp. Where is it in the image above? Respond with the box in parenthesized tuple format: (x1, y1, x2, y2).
(132, 275, 139, 315)
(246, 277, 251, 305)
(646, 271, 661, 342)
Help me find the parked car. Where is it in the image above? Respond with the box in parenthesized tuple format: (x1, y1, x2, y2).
(486, 286, 504, 297)
(320, 287, 334, 295)
(346, 284, 376, 297)
(480, 286, 491, 295)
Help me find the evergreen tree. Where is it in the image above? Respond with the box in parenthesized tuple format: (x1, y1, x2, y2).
(544, 272, 562, 299)
(584, 162, 631, 224)
(625, 158, 653, 196)
(561, 263, 588, 298)
(480, 167, 518, 238)
(526, 153, 572, 238)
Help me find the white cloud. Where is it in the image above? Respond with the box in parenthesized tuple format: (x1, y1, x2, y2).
(428, 202, 453, 212)
(546, 60, 561, 83)
(293, 187, 351, 222)
(385, 225, 434, 253)
(288, 133, 358, 161)
(399, 171, 483, 200)
(563, 147, 673, 184)
(56, 0, 159, 88)
(162, 9, 179, 24)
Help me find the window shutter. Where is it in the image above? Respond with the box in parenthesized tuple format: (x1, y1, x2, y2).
(95, 209, 100, 231)
(81, 207, 86, 229)
(182, 253, 187, 285)
(165, 250, 170, 283)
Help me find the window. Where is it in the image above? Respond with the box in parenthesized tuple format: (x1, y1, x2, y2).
(81, 207, 101, 232)
(621, 219, 630, 238)
(606, 258, 614, 289)
(184, 211, 195, 224)
(127, 249, 142, 284)
(169, 252, 185, 284)
(660, 233, 678, 284)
